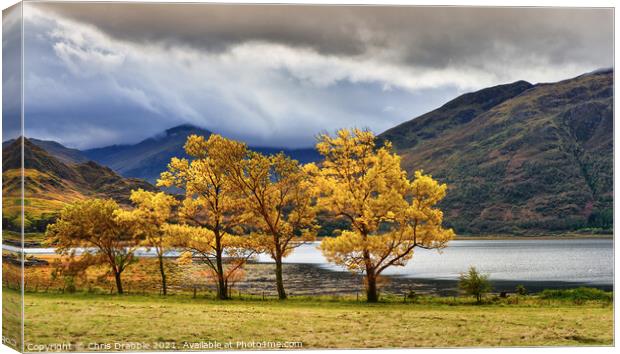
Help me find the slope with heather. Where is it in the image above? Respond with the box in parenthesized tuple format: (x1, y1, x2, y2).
(380, 70, 613, 234)
(2, 138, 156, 235)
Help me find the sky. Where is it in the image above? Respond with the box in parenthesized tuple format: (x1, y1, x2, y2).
(2, 3, 614, 149)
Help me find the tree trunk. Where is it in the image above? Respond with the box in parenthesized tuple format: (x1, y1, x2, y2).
(366, 272, 378, 303)
(158, 254, 167, 296)
(215, 237, 228, 300)
(274, 256, 287, 300)
(216, 273, 227, 300)
(363, 243, 378, 303)
(114, 271, 124, 294)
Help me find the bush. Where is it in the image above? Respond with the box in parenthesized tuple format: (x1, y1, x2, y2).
(515, 284, 527, 296)
(406, 290, 419, 303)
(459, 266, 492, 303)
(540, 287, 612, 303)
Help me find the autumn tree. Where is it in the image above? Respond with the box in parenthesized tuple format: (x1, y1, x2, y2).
(226, 151, 318, 300)
(115, 189, 178, 295)
(158, 134, 258, 300)
(315, 129, 455, 302)
(45, 199, 138, 294)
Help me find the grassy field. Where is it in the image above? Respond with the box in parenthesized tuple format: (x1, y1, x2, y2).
(19, 290, 613, 350)
(2, 289, 22, 351)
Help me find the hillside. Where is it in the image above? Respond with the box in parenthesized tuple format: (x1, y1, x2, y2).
(83, 124, 322, 183)
(380, 70, 613, 234)
(2, 138, 156, 234)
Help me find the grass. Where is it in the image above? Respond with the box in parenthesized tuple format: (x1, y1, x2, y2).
(2, 287, 22, 351)
(19, 289, 613, 350)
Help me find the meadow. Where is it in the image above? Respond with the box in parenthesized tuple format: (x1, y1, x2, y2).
(17, 289, 613, 350)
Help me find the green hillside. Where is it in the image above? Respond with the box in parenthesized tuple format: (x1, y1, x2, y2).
(380, 70, 613, 235)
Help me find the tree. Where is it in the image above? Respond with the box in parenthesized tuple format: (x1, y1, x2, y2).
(158, 134, 258, 299)
(515, 284, 527, 296)
(226, 150, 318, 300)
(163, 224, 258, 298)
(459, 266, 492, 303)
(315, 129, 454, 302)
(115, 189, 178, 295)
(45, 199, 138, 294)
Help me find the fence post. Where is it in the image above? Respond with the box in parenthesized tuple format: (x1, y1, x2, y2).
(262, 291, 265, 301)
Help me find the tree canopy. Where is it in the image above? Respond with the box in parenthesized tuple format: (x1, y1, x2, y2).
(225, 150, 318, 299)
(315, 128, 454, 302)
(115, 189, 178, 295)
(158, 134, 259, 299)
(46, 198, 137, 294)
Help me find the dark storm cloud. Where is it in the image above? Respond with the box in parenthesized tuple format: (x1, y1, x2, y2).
(35, 3, 613, 69)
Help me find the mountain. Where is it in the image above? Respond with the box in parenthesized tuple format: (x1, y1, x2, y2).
(83, 124, 322, 183)
(380, 69, 613, 235)
(3, 138, 91, 165)
(28, 138, 90, 164)
(2, 138, 156, 233)
(83, 124, 207, 182)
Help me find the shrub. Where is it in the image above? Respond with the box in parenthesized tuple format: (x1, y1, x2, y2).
(459, 266, 492, 303)
(540, 287, 612, 303)
(406, 290, 419, 303)
(515, 284, 528, 296)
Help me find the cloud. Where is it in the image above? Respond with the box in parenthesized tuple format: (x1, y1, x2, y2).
(2, 3, 22, 141)
(18, 3, 614, 149)
(36, 3, 613, 69)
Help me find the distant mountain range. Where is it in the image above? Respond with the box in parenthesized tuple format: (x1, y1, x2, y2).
(380, 69, 613, 234)
(3, 70, 612, 235)
(79, 124, 321, 183)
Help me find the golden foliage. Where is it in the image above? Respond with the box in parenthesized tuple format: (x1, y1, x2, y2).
(227, 151, 318, 259)
(115, 189, 178, 255)
(225, 148, 318, 299)
(45, 198, 138, 293)
(315, 128, 454, 300)
(44, 128, 455, 301)
(157, 134, 258, 298)
(114, 189, 179, 294)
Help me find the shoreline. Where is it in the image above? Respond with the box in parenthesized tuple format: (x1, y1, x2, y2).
(234, 263, 613, 297)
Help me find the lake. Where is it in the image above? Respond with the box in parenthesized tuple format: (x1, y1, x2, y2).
(259, 238, 614, 285)
(6, 238, 613, 286)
